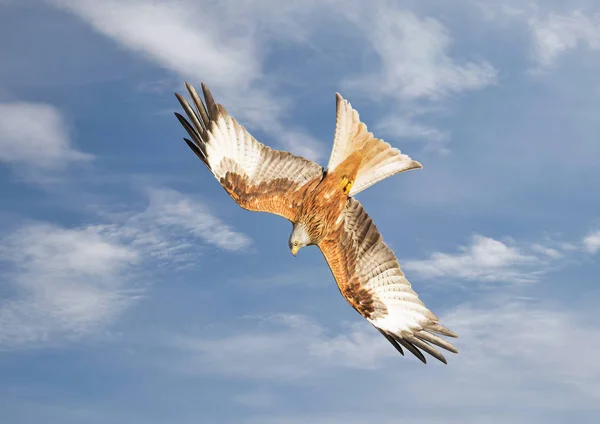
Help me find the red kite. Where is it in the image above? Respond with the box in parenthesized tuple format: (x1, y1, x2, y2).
(174, 83, 458, 364)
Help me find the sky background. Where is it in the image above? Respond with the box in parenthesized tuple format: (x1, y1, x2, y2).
(1, 0, 600, 422)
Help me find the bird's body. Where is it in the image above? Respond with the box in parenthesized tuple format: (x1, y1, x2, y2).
(223, 159, 348, 244)
(297, 153, 362, 243)
(174, 82, 459, 364)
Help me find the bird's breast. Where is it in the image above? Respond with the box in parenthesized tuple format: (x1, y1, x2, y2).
(297, 176, 350, 243)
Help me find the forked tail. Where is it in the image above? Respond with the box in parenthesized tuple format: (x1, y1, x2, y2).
(326, 93, 422, 197)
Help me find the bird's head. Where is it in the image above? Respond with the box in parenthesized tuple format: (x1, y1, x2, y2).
(289, 223, 312, 256)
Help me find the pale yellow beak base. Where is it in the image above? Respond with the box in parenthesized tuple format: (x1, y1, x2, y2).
(291, 245, 300, 256)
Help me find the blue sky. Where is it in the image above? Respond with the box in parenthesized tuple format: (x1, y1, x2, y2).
(1, 0, 600, 422)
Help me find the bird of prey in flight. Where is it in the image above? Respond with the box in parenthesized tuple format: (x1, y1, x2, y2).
(174, 83, 458, 364)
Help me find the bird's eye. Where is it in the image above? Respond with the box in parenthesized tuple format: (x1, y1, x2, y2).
(294, 241, 298, 246)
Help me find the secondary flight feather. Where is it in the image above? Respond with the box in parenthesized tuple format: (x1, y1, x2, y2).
(174, 82, 458, 364)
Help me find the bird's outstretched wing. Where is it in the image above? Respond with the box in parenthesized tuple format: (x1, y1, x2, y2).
(317, 198, 458, 364)
(174, 82, 324, 221)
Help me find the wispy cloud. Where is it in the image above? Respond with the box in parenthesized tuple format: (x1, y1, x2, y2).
(0, 223, 139, 348)
(343, 8, 497, 102)
(583, 229, 600, 254)
(0, 102, 92, 170)
(443, 298, 600, 402)
(402, 234, 565, 283)
(47, 0, 500, 158)
(0, 187, 251, 349)
(50, 0, 259, 88)
(164, 313, 394, 381)
(376, 115, 449, 143)
(242, 297, 600, 423)
(471, 3, 600, 72)
(530, 10, 600, 69)
(530, 242, 564, 259)
(475, 1, 532, 22)
(402, 228, 599, 285)
(148, 296, 600, 419)
(340, 5, 496, 151)
(106, 188, 253, 258)
(48, 0, 326, 161)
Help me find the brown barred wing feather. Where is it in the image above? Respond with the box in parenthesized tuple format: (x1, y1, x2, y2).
(174, 82, 323, 221)
(317, 198, 458, 364)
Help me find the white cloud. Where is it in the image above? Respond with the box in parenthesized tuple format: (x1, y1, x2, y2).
(337, 5, 496, 154)
(471, 3, 600, 71)
(530, 242, 564, 259)
(401, 229, 599, 285)
(582, 230, 600, 254)
(342, 8, 497, 102)
(48, 0, 326, 161)
(439, 298, 600, 403)
(376, 115, 449, 143)
(0, 223, 139, 348)
(165, 313, 394, 381)
(0, 102, 92, 169)
(402, 234, 556, 283)
(153, 296, 600, 421)
(530, 10, 600, 68)
(474, 0, 535, 23)
(50, 0, 259, 88)
(47, 0, 498, 159)
(0, 188, 251, 348)
(277, 130, 326, 162)
(113, 188, 253, 256)
(246, 298, 600, 424)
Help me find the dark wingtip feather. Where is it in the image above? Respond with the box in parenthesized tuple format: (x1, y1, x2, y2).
(174, 112, 206, 154)
(185, 82, 209, 128)
(174, 112, 195, 137)
(175, 92, 204, 134)
(406, 336, 448, 365)
(183, 138, 208, 166)
(174, 91, 187, 106)
(377, 325, 459, 365)
(377, 328, 404, 356)
(201, 82, 218, 120)
(395, 337, 427, 364)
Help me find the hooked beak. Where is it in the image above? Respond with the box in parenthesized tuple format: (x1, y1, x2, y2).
(291, 245, 300, 256)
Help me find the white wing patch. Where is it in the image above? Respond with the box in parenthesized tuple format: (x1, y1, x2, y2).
(205, 107, 322, 186)
(175, 83, 323, 188)
(342, 198, 458, 364)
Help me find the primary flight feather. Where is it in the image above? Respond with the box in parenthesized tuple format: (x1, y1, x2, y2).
(174, 82, 458, 364)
